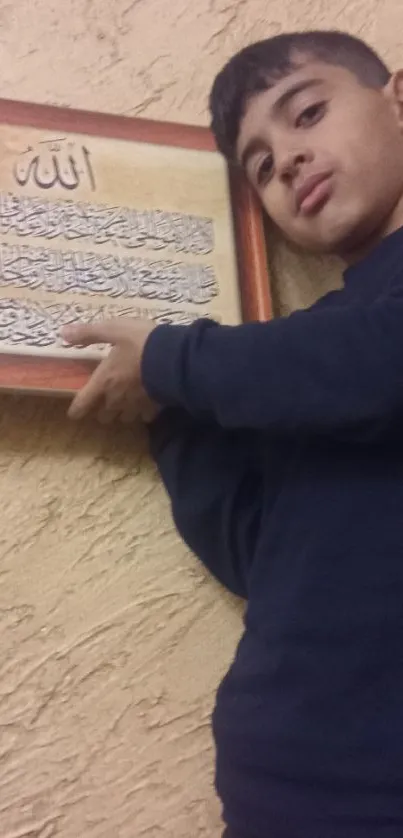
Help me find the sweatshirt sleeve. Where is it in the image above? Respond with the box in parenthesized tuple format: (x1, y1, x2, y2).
(148, 409, 264, 598)
(142, 288, 403, 440)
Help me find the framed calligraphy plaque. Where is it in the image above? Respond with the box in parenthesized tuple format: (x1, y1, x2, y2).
(0, 98, 273, 395)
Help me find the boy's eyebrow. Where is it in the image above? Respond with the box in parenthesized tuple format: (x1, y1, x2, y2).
(272, 77, 323, 115)
(239, 78, 323, 171)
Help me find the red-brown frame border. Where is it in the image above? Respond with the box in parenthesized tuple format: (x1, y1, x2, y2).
(0, 97, 273, 393)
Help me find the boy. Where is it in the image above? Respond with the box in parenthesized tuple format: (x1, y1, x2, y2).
(63, 31, 403, 838)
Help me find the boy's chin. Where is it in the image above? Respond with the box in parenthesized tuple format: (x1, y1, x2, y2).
(291, 217, 374, 259)
(286, 231, 353, 258)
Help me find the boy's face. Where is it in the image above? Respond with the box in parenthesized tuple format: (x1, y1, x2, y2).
(236, 59, 403, 258)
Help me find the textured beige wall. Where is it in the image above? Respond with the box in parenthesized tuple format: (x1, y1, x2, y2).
(0, 2, 402, 836)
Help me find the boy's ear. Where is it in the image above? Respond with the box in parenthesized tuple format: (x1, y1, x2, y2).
(384, 71, 403, 129)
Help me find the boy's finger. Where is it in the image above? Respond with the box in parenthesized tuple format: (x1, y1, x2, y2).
(61, 319, 125, 347)
(67, 363, 106, 419)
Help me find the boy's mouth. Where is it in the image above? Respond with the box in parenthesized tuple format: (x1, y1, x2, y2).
(295, 172, 333, 216)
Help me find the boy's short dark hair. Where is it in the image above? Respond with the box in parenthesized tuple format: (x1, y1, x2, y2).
(210, 31, 392, 161)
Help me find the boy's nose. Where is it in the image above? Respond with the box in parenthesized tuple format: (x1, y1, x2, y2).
(277, 147, 313, 182)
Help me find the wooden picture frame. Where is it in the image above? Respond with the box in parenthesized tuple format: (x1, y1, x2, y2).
(0, 98, 273, 395)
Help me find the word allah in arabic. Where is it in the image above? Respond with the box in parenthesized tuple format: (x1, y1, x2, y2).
(13, 139, 96, 192)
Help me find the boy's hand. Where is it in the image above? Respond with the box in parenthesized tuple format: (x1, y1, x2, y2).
(61, 318, 161, 423)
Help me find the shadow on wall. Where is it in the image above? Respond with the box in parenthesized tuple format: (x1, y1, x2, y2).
(0, 392, 151, 464)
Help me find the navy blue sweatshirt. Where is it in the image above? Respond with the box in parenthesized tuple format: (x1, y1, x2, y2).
(142, 227, 403, 838)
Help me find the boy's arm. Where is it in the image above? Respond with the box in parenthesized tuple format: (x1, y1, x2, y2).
(148, 409, 264, 598)
(142, 289, 403, 440)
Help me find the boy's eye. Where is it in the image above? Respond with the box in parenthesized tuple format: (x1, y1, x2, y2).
(295, 102, 326, 128)
(256, 154, 274, 186)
